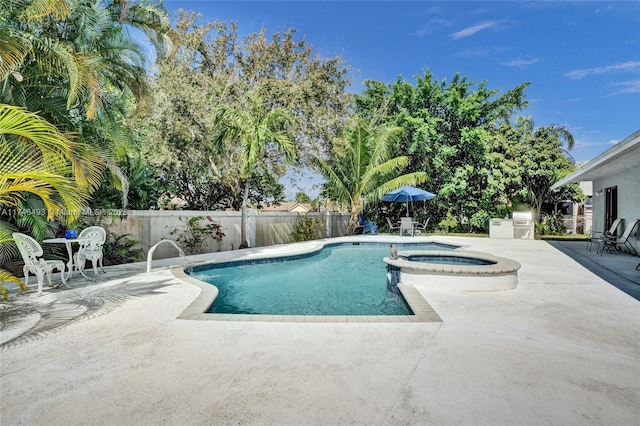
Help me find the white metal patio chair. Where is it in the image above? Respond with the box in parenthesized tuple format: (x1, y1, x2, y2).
(73, 226, 107, 277)
(12, 232, 68, 296)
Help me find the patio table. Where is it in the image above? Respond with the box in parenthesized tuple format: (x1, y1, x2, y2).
(42, 237, 94, 280)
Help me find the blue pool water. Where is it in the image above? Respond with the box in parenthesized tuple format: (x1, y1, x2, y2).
(405, 255, 495, 265)
(188, 242, 456, 316)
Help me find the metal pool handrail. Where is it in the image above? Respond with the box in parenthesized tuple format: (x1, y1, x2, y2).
(147, 240, 186, 273)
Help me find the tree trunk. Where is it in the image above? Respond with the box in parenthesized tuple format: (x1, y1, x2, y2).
(240, 180, 250, 248)
(347, 203, 363, 235)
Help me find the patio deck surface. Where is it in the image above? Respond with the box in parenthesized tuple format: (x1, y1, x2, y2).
(1, 236, 638, 425)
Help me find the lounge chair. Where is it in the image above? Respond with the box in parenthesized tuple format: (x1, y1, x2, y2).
(414, 218, 430, 236)
(386, 218, 400, 233)
(587, 218, 623, 252)
(600, 219, 638, 256)
(74, 226, 107, 277)
(12, 232, 68, 296)
(358, 215, 378, 234)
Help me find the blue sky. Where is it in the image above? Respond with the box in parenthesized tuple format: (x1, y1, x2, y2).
(163, 1, 640, 199)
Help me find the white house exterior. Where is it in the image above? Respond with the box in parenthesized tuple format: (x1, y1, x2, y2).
(552, 129, 640, 254)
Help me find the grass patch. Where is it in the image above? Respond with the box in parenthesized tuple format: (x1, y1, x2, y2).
(427, 231, 489, 238)
(537, 234, 589, 241)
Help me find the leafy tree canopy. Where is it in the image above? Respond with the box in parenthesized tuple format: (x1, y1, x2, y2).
(354, 71, 531, 231)
(295, 192, 311, 203)
(138, 12, 352, 210)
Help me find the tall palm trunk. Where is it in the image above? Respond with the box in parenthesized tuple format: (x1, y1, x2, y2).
(348, 202, 363, 235)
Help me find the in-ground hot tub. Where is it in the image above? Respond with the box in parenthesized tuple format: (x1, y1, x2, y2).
(384, 250, 521, 291)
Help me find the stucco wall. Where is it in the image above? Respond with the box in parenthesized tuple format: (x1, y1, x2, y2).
(592, 165, 640, 254)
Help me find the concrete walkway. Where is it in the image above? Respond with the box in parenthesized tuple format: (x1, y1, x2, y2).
(548, 239, 640, 300)
(1, 236, 639, 425)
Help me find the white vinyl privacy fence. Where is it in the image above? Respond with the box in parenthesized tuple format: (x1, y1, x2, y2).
(102, 210, 350, 260)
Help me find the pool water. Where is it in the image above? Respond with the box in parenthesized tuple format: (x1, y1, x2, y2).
(406, 255, 495, 265)
(188, 242, 454, 316)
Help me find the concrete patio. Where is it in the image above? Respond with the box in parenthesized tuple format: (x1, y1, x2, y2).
(1, 236, 638, 425)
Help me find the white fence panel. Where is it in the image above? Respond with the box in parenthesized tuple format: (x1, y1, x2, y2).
(100, 210, 350, 260)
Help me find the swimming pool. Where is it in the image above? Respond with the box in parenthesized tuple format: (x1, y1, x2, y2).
(187, 242, 456, 316)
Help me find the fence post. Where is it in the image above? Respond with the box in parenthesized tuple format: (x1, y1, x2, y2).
(324, 210, 332, 238)
(248, 208, 257, 248)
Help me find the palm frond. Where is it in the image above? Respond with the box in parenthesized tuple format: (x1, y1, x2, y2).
(0, 28, 31, 81)
(372, 172, 429, 202)
(313, 157, 352, 204)
(0, 221, 18, 264)
(20, 0, 70, 21)
(112, 1, 177, 61)
(0, 269, 24, 301)
(0, 105, 74, 160)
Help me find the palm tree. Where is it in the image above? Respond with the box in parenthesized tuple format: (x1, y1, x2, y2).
(315, 118, 428, 234)
(215, 92, 296, 248)
(0, 0, 175, 120)
(0, 104, 104, 299)
(0, 0, 176, 209)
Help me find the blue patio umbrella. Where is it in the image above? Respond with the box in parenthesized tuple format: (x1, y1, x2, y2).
(382, 185, 435, 216)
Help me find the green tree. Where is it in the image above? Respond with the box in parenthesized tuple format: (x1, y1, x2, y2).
(294, 192, 311, 203)
(216, 92, 297, 248)
(138, 12, 352, 209)
(0, 0, 174, 119)
(353, 71, 528, 229)
(315, 118, 428, 234)
(508, 117, 582, 221)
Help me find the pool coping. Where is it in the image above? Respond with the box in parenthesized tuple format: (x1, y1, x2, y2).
(384, 250, 522, 276)
(171, 237, 450, 323)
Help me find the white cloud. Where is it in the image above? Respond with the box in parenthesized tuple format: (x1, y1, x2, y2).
(564, 61, 640, 79)
(606, 78, 640, 96)
(500, 58, 539, 68)
(608, 139, 622, 145)
(451, 21, 500, 39)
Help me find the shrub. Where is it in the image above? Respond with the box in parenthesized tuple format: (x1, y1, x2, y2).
(536, 211, 565, 236)
(469, 210, 491, 233)
(166, 216, 225, 255)
(290, 215, 321, 242)
(102, 232, 143, 265)
(438, 212, 459, 234)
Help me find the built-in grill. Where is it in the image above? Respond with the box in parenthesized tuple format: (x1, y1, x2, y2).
(490, 211, 535, 239)
(512, 211, 534, 239)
